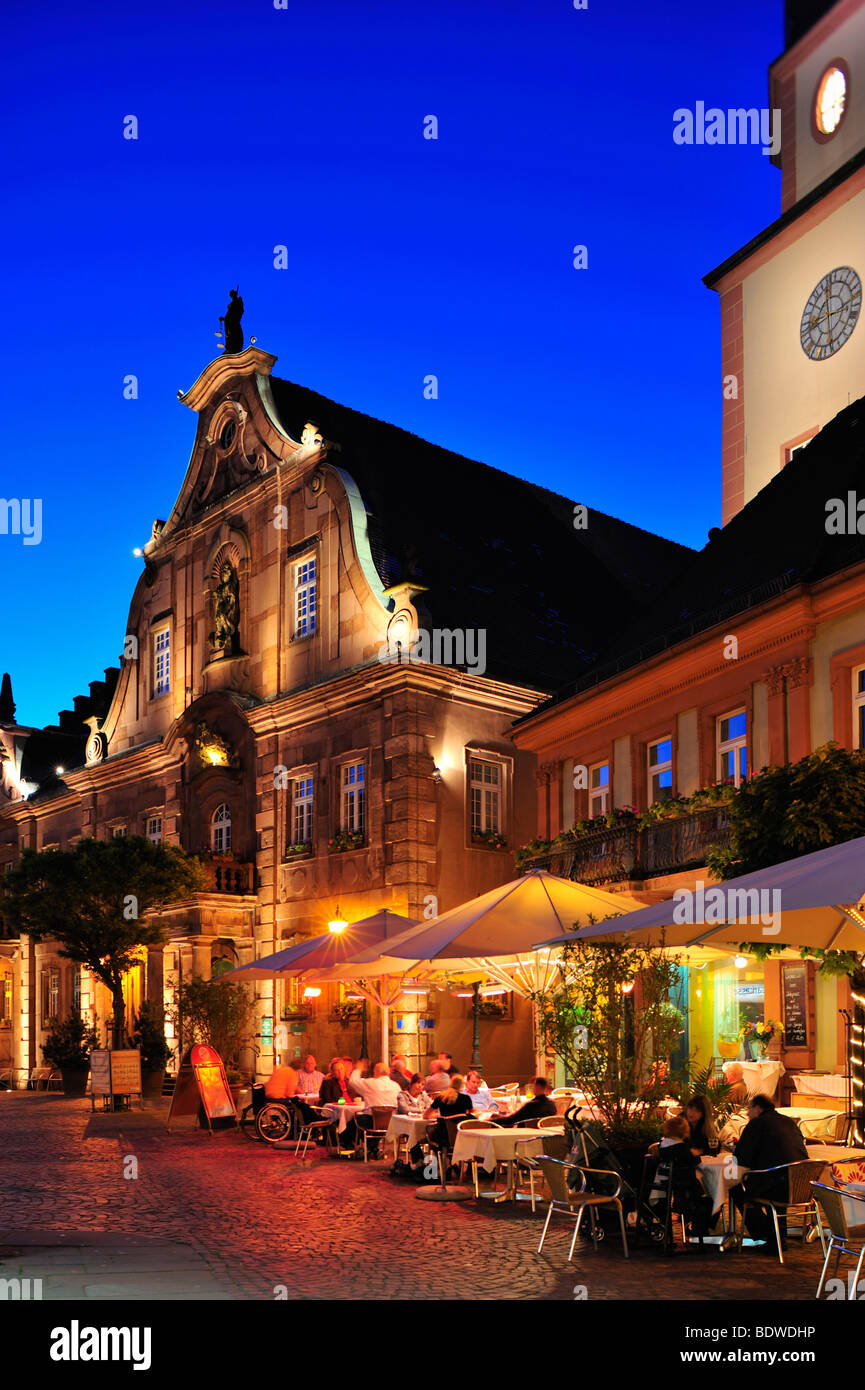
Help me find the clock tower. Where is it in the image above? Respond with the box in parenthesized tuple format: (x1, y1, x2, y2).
(706, 0, 865, 524)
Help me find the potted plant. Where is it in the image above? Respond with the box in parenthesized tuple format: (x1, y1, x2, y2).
(130, 1000, 173, 1098)
(42, 1010, 99, 1096)
(328, 830, 365, 853)
(471, 830, 507, 850)
(285, 841, 312, 860)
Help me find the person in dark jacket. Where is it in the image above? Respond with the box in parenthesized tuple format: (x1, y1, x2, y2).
(731, 1094, 808, 1244)
(494, 1077, 557, 1128)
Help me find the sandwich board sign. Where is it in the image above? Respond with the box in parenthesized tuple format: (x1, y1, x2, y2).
(89, 1050, 143, 1111)
(167, 1043, 237, 1134)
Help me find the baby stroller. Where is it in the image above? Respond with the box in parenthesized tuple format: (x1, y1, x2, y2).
(563, 1106, 666, 1246)
(640, 1144, 714, 1252)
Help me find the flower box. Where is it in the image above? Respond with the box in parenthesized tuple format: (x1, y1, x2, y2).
(285, 843, 313, 860)
(471, 831, 507, 850)
(328, 831, 366, 853)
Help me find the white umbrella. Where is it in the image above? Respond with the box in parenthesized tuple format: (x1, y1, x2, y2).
(531, 835, 865, 952)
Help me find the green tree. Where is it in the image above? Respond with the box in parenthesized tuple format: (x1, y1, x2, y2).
(3, 837, 203, 1048)
(170, 973, 254, 1068)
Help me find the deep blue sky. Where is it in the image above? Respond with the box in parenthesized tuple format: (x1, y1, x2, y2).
(2, 0, 784, 728)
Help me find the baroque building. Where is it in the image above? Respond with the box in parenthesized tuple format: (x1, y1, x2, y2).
(0, 345, 688, 1083)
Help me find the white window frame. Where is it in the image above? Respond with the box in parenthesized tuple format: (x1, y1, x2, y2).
(293, 556, 317, 639)
(111, 825, 128, 839)
(717, 708, 748, 787)
(291, 776, 315, 845)
(211, 803, 232, 854)
(588, 761, 610, 818)
(469, 757, 502, 836)
(340, 762, 365, 836)
(854, 666, 865, 751)
(0, 972, 11, 1022)
(647, 737, 673, 803)
(153, 625, 171, 699)
(146, 815, 163, 845)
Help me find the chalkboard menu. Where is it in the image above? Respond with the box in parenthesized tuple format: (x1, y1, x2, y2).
(782, 963, 808, 1048)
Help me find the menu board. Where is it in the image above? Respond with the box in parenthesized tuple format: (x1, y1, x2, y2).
(167, 1044, 237, 1133)
(782, 963, 808, 1049)
(89, 1050, 143, 1110)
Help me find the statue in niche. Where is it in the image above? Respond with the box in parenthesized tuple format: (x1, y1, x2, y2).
(219, 288, 244, 354)
(210, 561, 240, 655)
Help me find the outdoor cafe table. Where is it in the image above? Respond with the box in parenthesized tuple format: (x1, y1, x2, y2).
(385, 1113, 431, 1154)
(699, 1145, 865, 1222)
(450, 1126, 547, 1201)
(320, 1101, 365, 1133)
(721, 1106, 837, 1143)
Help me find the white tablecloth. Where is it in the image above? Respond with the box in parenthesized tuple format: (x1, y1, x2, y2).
(385, 1113, 430, 1150)
(723, 1059, 783, 1098)
(451, 1126, 546, 1174)
(699, 1156, 749, 1215)
(792, 1073, 847, 1098)
(776, 1106, 837, 1141)
(320, 1101, 365, 1134)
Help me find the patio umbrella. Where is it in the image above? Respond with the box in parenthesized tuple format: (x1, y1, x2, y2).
(217, 909, 420, 1062)
(331, 870, 648, 1071)
(530, 834, 865, 953)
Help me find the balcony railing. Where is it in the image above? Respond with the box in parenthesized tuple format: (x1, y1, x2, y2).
(520, 806, 731, 886)
(197, 859, 255, 895)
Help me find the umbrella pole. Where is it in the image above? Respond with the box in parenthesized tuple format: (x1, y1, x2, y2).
(381, 998, 390, 1068)
(470, 982, 482, 1071)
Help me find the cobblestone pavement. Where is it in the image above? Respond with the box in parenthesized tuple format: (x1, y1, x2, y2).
(0, 1095, 825, 1301)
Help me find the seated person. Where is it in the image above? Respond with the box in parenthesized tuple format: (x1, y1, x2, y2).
(684, 1094, 718, 1157)
(649, 1115, 713, 1234)
(465, 1069, 495, 1112)
(264, 1057, 299, 1100)
(437, 1051, 459, 1077)
(348, 1057, 370, 1096)
(424, 1060, 450, 1095)
(730, 1094, 808, 1244)
(397, 1074, 428, 1115)
(295, 1054, 325, 1097)
(319, 1058, 354, 1105)
(413, 1074, 473, 1170)
(390, 1055, 413, 1091)
(724, 1063, 749, 1105)
(494, 1077, 557, 1128)
(353, 1063, 402, 1158)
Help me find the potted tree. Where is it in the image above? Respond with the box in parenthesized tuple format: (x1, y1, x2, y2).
(130, 1000, 173, 1098)
(42, 1010, 99, 1097)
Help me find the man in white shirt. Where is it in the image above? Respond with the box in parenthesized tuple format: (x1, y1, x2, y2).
(352, 1063, 401, 1158)
(465, 1068, 495, 1113)
(295, 1054, 325, 1096)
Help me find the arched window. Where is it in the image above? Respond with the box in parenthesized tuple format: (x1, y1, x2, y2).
(210, 803, 232, 854)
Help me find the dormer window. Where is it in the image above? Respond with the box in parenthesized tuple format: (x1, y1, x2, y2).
(153, 626, 171, 699)
(293, 557, 317, 639)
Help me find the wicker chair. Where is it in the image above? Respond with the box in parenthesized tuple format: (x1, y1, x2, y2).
(534, 1157, 629, 1260)
(737, 1159, 828, 1263)
(812, 1182, 865, 1300)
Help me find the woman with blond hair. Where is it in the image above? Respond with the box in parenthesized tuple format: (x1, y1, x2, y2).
(424, 1072, 473, 1145)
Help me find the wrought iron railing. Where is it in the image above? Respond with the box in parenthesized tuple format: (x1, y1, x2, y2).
(520, 806, 731, 885)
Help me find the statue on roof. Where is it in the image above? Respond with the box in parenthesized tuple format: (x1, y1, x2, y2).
(0, 673, 15, 723)
(219, 287, 244, 354)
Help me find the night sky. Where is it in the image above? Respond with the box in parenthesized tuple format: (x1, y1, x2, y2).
(2, 0, 783, 728)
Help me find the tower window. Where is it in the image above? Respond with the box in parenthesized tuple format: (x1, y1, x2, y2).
(814, 64, 847, 137)
(211, 803, 232, 854)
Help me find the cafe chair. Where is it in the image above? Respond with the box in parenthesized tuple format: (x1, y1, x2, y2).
(812, 1182, 865, 1300)
(535, 1157, 629, 1260)
(537, 1114, 566, 1130)
(295, 1112, 337, 1160)
(362, 1106, 396, 1163)
(736, 1159, 827, 1264)
(518, 1133, 570, 1211)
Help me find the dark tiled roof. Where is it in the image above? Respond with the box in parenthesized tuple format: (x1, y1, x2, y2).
(269, 377, 694, 689)
(523, 394, 865, 715)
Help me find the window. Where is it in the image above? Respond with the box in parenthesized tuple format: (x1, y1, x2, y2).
(153, 627, 171, 698)
(42, 968, 60, 1025)
(589, 762, 610, 818)
(146, 816, 163, 845)
(293, 557, 317, 638)
(854, 667, 865, 751)
(470, 758, 501, 836)
(786, 438, 814, 464)
(72, 969, 81, 1015)
(717, 709, 747, 786)
(647, 738, 673, 802)
(112, 825, 128, 839)
(291, 777, 314, 845)
(211, 803, 232, 853)
(0, 974, 11, 1023)
(815, 64, 847, 136)
(340, 763, 365, 836)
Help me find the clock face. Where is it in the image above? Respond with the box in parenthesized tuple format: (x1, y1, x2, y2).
(799, 266, 861, 361)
